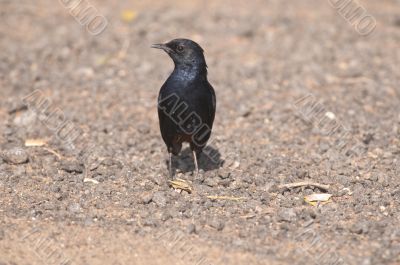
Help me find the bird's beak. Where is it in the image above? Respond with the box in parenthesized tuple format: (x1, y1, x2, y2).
(151, 43, 172, 53)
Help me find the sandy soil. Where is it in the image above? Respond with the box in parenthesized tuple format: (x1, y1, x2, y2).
(1, 0, 400, 264)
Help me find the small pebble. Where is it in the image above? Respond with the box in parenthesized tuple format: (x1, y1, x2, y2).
(325, 111, 336, 120)
(160, 211, 172, 221)
(350, 222, 369, 235)
(208, 218, 225, 231)
(68, 203, 81, 213)
(277, 208, 297, 222)
(1, 148, 29, 164)
(204, 177, 218, 187)
(141, 192, 153, 204)
(152, 191, 167, 207)
(187, 223, 197, 234)
(60, 159, 84, 173)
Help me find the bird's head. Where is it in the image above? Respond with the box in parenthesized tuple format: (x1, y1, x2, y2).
(151, 39, 207, 69)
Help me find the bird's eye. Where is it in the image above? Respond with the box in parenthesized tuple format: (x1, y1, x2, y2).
(176, 45, 184, 52)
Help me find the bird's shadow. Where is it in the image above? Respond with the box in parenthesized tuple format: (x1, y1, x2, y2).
(170, 146, 223, 174)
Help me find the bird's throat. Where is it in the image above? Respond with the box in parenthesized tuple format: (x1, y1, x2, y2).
(173, 63, 207, 81)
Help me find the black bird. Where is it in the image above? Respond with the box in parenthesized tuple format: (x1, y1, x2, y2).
(152, 38, 216, 178)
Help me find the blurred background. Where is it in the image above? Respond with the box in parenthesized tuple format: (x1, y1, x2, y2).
(1, 0, 400, 264)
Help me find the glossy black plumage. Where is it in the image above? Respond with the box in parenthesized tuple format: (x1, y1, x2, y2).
(152, 39, 216, 177)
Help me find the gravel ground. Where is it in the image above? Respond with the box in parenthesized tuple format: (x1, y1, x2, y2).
(1, 0, 400, 264)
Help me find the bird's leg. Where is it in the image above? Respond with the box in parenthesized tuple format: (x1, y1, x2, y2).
(192, 150, 199, 177)
(169, 152, 173, 179)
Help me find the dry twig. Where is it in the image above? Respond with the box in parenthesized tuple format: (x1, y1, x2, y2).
(279, 181, 330, 191)
(206, 196, 246, 201)
(42, 147, 63, 160)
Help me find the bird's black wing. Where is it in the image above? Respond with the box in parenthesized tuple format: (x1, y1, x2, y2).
(207, 81, 216, 125)
(157, 82, 184, 154)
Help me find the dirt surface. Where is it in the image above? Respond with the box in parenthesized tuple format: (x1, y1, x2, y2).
(1, 0, 400, 264)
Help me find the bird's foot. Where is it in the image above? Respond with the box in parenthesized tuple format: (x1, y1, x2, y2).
(192, 150, 200, 178)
